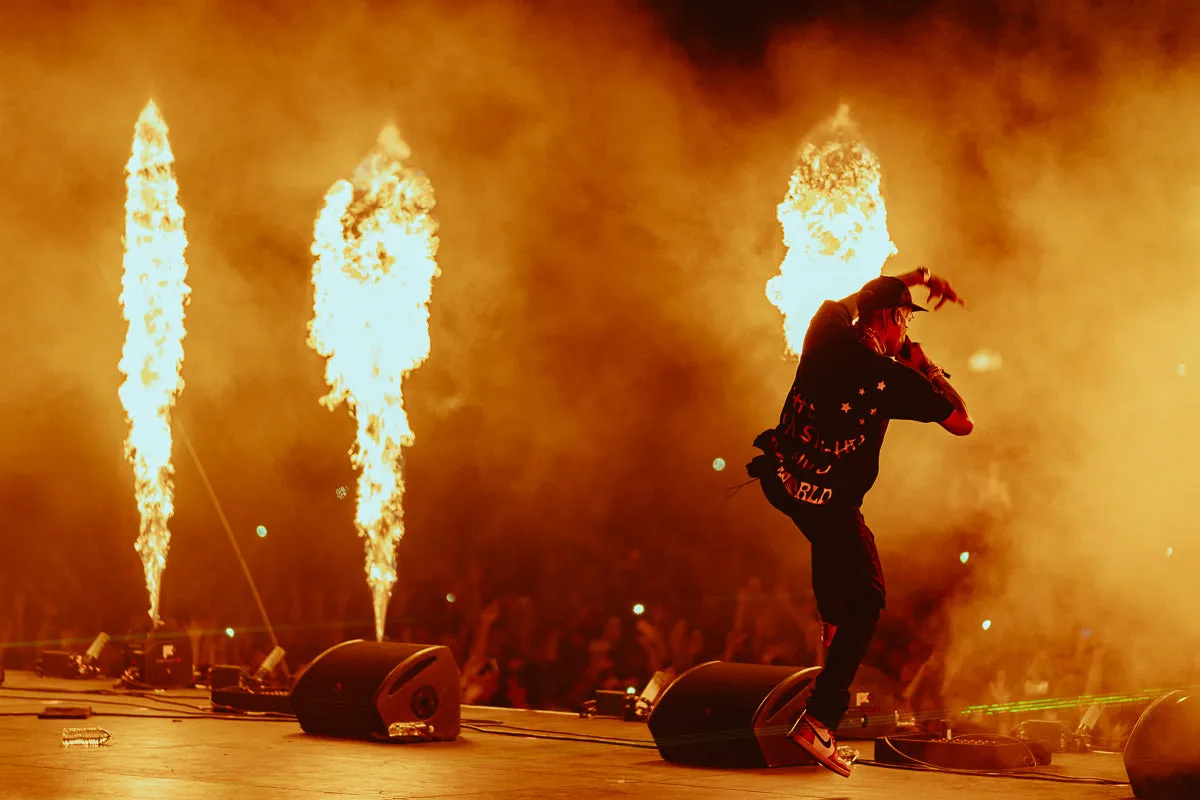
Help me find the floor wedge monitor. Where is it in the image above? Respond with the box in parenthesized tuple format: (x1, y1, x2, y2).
(290, 640, 461, 742)
(647, 661, 821, 768)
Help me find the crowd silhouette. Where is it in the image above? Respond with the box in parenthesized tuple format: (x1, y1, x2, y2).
(4, 536, 1196, 753)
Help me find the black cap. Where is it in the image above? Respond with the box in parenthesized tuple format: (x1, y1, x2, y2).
(857, 275, 927, 315)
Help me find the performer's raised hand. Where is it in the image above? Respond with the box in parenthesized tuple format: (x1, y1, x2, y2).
(924, 272, 965, 310)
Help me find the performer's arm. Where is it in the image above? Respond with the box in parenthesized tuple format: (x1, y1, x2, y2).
(927, 369, 973, 436)
(900, 340, 973, 436)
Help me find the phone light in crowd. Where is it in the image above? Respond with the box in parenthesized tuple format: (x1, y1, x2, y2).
(1178, 363, 1187, 377)
(981, 619, 992, 631)
(1167, 547, 1173, 557)
(626, 686, 637, 695)
(967, 349, 1003, 373)
(712, 458, 726, 472)
(255, 525, 267, 538)
(959, 551, 970, 564)
(225, 627, 235, 638)
(632, 603, 645, 616)
(445, 593, 456, 603)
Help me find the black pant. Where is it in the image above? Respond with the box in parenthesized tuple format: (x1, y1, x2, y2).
(755, 466, 885, 730)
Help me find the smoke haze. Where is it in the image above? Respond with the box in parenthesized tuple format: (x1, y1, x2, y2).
(1, 0, 1197, 680)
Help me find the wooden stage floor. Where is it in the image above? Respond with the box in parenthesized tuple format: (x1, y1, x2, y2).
(0, 671, 1134, 800)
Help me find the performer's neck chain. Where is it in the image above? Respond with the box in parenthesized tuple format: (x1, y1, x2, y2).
(858, 326, 884, 355)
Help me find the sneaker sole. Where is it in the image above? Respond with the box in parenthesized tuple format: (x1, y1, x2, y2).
(790, 733, 852, 778)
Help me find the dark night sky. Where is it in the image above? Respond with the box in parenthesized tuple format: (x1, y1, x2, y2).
(648, 0, 943, 59)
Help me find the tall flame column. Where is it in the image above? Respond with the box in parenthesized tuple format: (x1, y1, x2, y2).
(767, 106, 898, 355)
(308, 127, 440, 642)
(118, 100, 192, 626)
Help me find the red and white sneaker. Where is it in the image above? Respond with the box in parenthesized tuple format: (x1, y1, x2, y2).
(788, 712, 853, 778)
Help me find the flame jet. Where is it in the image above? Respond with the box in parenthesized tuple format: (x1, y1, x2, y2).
(118, 100, 192, 626)
(766, 106, 898, 355)
(308, 126, 440, 642)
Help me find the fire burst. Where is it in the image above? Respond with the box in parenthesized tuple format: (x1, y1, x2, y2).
(118, 100, 191, 625)
(767, 106, 897, 355)
(308, 126, 440, 642)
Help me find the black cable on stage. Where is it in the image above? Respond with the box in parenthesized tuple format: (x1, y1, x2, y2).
(0, 692, 204, 713)
(119, 692, 210, 713)
(0, 687, 210, 713)
(0, 693, 294, 722)
(0, 702, 1140, 783)
(460, 723, 656, 749)
(867, 730, 1129, 785)
(462, 721, 1131, 786)
(857, 758, 1128, 786)
(465, 720, 652, 745)
(0, 688, 1144, 784)
(0, 709, 295, 723)
(89, 712, 295, 722)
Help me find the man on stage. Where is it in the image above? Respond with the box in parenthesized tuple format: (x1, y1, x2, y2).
(747, 268, 973, 777)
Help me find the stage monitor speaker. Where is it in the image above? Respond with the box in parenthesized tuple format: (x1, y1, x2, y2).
(647, 661, 820, 768)
(1124, 689, 1200, 799)
(290, 640, 461, 742)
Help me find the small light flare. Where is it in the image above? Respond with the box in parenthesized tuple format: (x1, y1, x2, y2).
(1167, 547, 1173, 557)
(308, 125, 441, 643)
(255, 525, 267, 538)
(960, 551, 970, 564)
(968, 350, 1003, 373)
(982, 619, 992, 631)
(632, 603, 645, 616)
(445, 593, 456, 603)
(1178, 363, 1187, 377)
(225, 627, 235, 638)
(712, 458, 726, 472)
(626, 686, 637, 695)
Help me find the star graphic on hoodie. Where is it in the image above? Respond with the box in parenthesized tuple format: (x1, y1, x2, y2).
(841, 402, 851, 413)
(876, 381, 886, 391)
